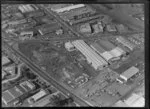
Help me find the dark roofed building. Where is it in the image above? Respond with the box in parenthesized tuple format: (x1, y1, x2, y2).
(97, 40, 116, 51)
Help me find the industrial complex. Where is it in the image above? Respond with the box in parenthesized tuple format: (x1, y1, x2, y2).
(2, 3, 145, 107)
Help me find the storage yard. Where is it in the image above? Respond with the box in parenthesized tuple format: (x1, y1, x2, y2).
(2, 3, 145, 107)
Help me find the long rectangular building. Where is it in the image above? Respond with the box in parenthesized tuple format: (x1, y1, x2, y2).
(60, 6, 96, 21)
(72, 40, 108, 70)
(120, 66, 139, 81)
(53, 4, 85, 13)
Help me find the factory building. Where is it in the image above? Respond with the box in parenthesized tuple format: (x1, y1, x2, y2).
(69, 14, 101, 25)
(53, 4, 85, 13)
(2, 86, 23, 105)
(117, 66, 139, 83)
(90, 43, 114, 62)
(2, 80, 35, 105)
(116, 36, 136, 51)
(97, 40, 126, 57)
(20, 80, 35, 92)
(38, 23, 61, 35)
(60, 6, 96, 22)
(90, 40, 126, 63)
(27, 89, 48, 104)
(72, 40, 108, 70)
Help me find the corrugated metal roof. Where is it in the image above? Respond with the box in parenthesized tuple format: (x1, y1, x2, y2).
(72, 40, 107, 70)
(120, 66, 139, 80)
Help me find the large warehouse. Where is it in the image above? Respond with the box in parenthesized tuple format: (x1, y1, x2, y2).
(72, 40, 108, 70)
(90, 40, 126, 63)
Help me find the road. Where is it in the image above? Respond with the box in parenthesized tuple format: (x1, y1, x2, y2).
(2, 41, 92, 106)
(3, 31, 143, 44)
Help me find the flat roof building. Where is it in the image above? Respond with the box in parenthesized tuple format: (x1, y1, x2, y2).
(72, 40, 108, 70)
(28, 89, 47, 104)
(120, 66, 139, 81)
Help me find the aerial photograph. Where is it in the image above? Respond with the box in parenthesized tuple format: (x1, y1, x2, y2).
(2, 4, 145, 107)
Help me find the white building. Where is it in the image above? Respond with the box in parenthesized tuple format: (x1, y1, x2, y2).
(120, 66, 139, 81)
(72, 40, 108, 70)
(28, 89, 47, 104)
(53, 4, 85, 13)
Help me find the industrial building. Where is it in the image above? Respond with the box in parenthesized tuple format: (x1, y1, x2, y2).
(90, 40, 126, 63)
(38, 23, 61, 35)
(2, 86, 23, 105)
(52, 4, 85, 13)
(27, 89, 48, 104)
(20, 81, 35, 92)
(117, 66, 139, 83)
(60, 6, 96, 22)
(116, 36, 136, 51)
(69, 14, 101, 25)
(72, 40, 108, 70)
(30, 93, 54, 107)
(50, 4, 73, 11)
(90, 43, 114, 62)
